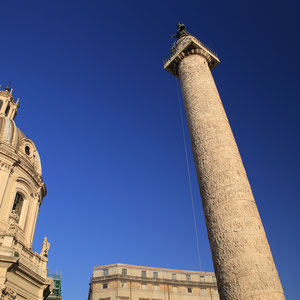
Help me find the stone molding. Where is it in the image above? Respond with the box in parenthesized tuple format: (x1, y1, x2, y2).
(0, 162, 12, 173)
(172, 48, 214, 76)
(0, 287, 16, 300)
(0, 235, 48, 279)
(164, 35, 220, 77)
(92, 274, 217, 288)
(0, 147, 45, 197)
(0, 146, 18, 162)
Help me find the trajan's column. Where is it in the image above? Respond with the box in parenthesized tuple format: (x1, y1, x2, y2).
(164, 24, 285, 300)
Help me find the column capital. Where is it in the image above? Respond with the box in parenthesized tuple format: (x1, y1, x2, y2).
(163, 35, 220, 77)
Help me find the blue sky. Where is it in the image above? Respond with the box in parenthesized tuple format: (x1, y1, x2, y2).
(0, 0, 299, 299)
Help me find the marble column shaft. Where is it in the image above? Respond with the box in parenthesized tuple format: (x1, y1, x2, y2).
(177, 53, 285, 300)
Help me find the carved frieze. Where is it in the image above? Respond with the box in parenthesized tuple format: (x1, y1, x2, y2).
(0, 287, 16, 300)
(0, 147, 18, 161)
(175, 48, 285, 299)
(0, 162, 12, 172)
(6, 211, 20, 235)
(0, 145, 43, 187)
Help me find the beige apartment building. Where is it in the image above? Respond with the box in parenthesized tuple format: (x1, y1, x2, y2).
(88, 264, 219, 300)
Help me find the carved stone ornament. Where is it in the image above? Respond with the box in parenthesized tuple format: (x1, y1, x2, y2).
(40, 237, 50, 258)
(7, 211, 19, 234)
(0, 162, 11, 172)
(34, 187, 42, 200)
(0, 287, 17, 300)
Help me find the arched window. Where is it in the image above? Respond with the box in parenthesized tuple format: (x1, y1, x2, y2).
(5, 104, 10, 116)
(12, 193, 24, 220)
(0, 101, 3, 110)
(25, 146, 30, 156)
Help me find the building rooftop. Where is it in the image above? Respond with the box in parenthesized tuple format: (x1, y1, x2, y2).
(94, 263, 215, 275)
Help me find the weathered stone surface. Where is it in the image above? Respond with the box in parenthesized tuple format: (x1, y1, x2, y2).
(89, 264, 220, 300)
(0, 89, 51, 299)
(165, 37, 285, 299)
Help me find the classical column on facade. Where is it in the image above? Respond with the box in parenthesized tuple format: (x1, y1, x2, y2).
(164, 24, 285, 300)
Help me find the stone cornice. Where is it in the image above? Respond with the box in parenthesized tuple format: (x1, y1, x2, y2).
(176, 48, 213, 73)
(0, 161, 13, 172)
(0, 145, 18, 161)
(0, 255, 18, 264)
(0, 248, 48, 286)
(94, 263, 215, 275)
(91, 274, 217, 288)
(0, 145, 45, 196)
(164, 35, 220, 77)
(13, 260, 47, 286)
(0, 237, 45, 263)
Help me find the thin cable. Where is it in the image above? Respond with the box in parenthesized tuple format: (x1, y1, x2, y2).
(175, 77, 202, 271)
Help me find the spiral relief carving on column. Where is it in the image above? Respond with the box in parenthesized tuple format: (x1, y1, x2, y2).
(164, 30, 285, 299)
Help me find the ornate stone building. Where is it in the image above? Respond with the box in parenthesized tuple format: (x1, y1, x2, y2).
(88, 264, 219, 300)
(0, 86, 52, 299)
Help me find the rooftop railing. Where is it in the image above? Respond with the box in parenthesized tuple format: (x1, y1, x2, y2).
(198, 39, 218, 58)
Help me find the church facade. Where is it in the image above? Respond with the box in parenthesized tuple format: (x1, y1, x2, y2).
(0, 86, 52, 300)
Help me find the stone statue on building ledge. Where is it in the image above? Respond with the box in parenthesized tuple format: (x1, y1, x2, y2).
(40, 237, 50, 258)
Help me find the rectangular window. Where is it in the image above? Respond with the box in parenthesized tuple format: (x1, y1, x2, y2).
(186, 274, 191, 281)
(187, 287, 192, 293)
(212, 276, 216, 282)
(153, 285, 159, 291)
(172, 273, 176, 280)
(141, 284, 147, 290)
(122, 268, 127, 275)
(201, 288, 207, 294)
(141, 270, 146, 278)
(200, 275, 205, 282)
(214, 288, 218, 294)
(121, 282, 127, 288)
(153, 272, 158, 278)
(172, 286, 177, 292)
(103, 269, 109, 276)
(103, 283, 108, 289)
